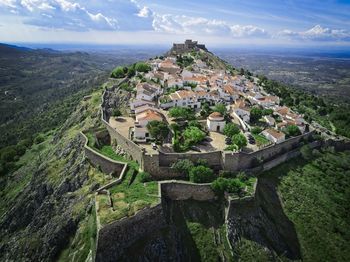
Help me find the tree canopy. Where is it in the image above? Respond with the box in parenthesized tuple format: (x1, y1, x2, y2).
(250, 107, 263, 123)
(232, 133, 247, 150)
(183, 126, 206, 147)
(223, 123, 240, 137)
(146, 120, 169, 144)
(189, 165, 215, 183)
(135, 62, 151, 73)
(169, 107, 194, 120)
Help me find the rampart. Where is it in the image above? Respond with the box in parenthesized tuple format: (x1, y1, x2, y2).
(160, 181, 216, 201)
(80, 132, 126, 176)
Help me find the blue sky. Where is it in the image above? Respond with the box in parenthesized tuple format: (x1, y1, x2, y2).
(0, 0, 349, 47)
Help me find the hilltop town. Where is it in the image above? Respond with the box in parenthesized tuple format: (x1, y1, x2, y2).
(108, 39, 309, 156)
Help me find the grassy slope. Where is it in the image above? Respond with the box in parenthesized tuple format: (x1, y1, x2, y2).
(241, 149, 350, 262)
(277, 150, 350, 262)
(0, 86, 108, 261)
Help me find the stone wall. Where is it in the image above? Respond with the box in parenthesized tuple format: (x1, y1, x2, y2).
(223, 131, 315, 172)
(95, 204, 166, 262)
(81, 132, 126, 175)
(160, 181, 216, 201)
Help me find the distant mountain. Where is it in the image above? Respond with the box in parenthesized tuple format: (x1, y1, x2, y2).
(0, 43, 33, 54)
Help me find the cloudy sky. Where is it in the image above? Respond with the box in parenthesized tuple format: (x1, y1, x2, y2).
(0, 0, 349, 47)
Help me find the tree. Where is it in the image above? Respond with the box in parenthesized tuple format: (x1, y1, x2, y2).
(214, 103, 227, 116)
(250, 107, 263, 123)
(188, 120, 202, 129)
(146, 120, 169, 144)
(251, 127, 263, 135)
(285, 125, 301, 137)
(225, 144, 239, 151)
(169, 107, 194, 120)
(262, 108, 273, 116)
(183, 126, 206, 147)
(127, 66, 136, 78)
(189, 165, 215, 183)
(111, 66, 126, 78)
(135, 62, 151, 72)
(232, 133, 247, 150)
(171, 159, 194, 176)
(223, 123, 240, 137)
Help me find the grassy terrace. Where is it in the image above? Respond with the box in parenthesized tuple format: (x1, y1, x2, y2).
(96, 166, 159, 226)
(252, 134, 270, 147)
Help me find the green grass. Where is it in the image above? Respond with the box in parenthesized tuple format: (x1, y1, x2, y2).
(97, 165, 159, 226)
(252, 134, 270, 147)
(186, 222, 233, 262)
(57, 204, 97, 262)
(234, 238, 274, 262)
(264, 149, 350, 262)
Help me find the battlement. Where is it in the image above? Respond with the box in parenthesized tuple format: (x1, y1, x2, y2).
(170, 39, 207, 54)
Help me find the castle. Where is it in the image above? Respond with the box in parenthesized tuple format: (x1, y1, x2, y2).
(170, 39, 207, 54)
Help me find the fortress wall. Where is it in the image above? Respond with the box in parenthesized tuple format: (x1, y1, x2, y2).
(103, 120, 144, 165)
(142, 154, 184, 179)
(160, 181, 216, 201)
(158, 150, 223, 169)
(81, 132, 126, 175)
(95, 204, 166, 262)
(223, 131, 315, 172)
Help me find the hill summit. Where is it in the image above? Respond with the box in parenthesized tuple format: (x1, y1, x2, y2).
(168, 39, 208, 55)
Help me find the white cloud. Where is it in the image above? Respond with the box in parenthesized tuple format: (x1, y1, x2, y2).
(137, 6, 151, 18)
(0, 0, 16, 8)
(152, 14, 268, 38)
(277, 25, 350, 41)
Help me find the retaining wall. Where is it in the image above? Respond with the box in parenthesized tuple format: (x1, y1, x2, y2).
(223, 131, 315, 172)
(81, 132, 126, 175)
(160, 181, 216, 201)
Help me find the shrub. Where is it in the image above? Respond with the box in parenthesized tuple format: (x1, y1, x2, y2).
(171, 159, 194, 176)
(189, 165, 215, 183)
(111, 66, 126, 78)
(1, 147, 17, 162)
(250, 107, 263, 123)
(211, 177, 245, 195)
(184, 127, 206, 147)
(139, 172, 152, 183)
(214, 103, 227, 116)
(225, 144, 239, 151)
(135, 62, 151, 73)
(34, 134, 45, 144)
(251, 127, 263, 135)
(223, 123, 240, 137)
(232, 133, 247, 150)
(146, 120, 169, 144)
(285, 125, 301, 137)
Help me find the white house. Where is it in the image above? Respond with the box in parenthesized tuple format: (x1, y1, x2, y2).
(133, 108, 165, 142)
(136, 83, 161, 101)
(233, 100, 251, 123)
(264, 115, 276, 126)
(207, 112, 226, 132)
(262, 128, 285, 144)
